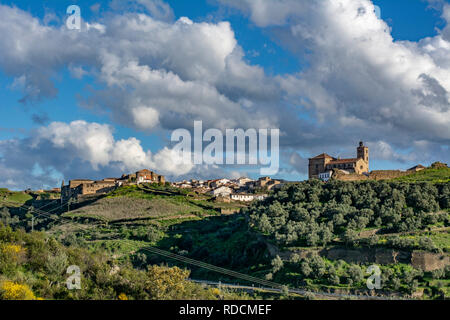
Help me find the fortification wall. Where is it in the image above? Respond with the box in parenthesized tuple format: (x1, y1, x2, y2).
(333, 173, 369, 181)
(369, 170, 411, 181)
(332, 170, 413, 182)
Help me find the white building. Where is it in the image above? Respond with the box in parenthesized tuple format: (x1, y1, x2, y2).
(234, 177, 254, 186)
(210, 186, 233, 197)
(231, 193, 268, 202)
(318, 171, 333, 182)
(211, 179, 231, 188)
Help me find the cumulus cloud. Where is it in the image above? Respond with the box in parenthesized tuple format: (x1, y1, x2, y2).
(368, 141, 417, 163)
(0, 4, 280, 132)
(0, 121, 195, 190)
(221, 0, 450, 163)
(1, 1, 450, 188)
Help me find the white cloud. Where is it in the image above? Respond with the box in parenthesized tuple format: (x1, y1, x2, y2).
(132, 106, 160, 130)
(35, 121, 115, 169)
(0, 4, 280, 132)
(110, 0, 174, 22)
(0, 121, 194, 190)
(221, 0, 450, 160)
(1, 0, 449, 186)
(368, 141, 416, 163)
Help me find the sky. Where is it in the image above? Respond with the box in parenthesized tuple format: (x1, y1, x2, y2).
(0, 0, 449, 190)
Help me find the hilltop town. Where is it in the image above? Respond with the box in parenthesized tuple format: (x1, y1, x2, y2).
(60, 169, 165, 202)
(60, 169, 284, 204)
(56, 141, 449, 205)
(309, 141, 434, 182)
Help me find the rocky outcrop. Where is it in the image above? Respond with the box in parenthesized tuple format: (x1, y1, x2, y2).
(411, 251, 450, 272)
(278, 246, 449, 271)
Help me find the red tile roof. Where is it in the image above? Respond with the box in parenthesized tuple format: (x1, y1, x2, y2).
(310, 153, 336, 160)
(327, 158, 359, 165)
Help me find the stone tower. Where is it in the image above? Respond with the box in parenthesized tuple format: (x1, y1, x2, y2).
(357, 141, 369, 169)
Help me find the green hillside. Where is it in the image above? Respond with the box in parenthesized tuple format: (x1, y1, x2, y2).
(62, 185, 244, 223)
(0, 225, 255, 300)
(2, 180, 449, 300)
(240, 180, 450, 298)
(0, 189, 33, 205)
(395, 167, 450, 183)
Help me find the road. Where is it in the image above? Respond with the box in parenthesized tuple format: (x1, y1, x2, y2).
(190, 279, 404, 300)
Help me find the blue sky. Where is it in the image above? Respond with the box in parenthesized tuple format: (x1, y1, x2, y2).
(0, 0, 449, 190)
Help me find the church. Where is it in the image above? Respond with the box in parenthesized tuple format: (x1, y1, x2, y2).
(308, 142, 369, 180)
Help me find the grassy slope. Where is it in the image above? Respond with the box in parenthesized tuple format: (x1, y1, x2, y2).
(0, 189, 33, 205)
(54, 186, 253, 262)
(62, 185, 232, 222)
(394, 167, 450, 183)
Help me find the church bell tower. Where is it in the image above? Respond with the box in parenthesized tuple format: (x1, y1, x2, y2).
(357, 141, 369, 168)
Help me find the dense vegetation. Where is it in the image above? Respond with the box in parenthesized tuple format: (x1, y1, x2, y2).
(246, 180, 449, 248)
(269, 253, 450, 297)
(1, 179, 449, 299)
(235, 180, 450, 298)
(0, 224, 252, 300)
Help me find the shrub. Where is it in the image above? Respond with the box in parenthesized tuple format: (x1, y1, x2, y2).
(0, 281, 36, 300)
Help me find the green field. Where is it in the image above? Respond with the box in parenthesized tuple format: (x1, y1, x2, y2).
(395, 167, 450, 183)
(0, 189, 33, 205)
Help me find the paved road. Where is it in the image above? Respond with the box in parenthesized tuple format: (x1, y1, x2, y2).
(190, 279, 403, 300)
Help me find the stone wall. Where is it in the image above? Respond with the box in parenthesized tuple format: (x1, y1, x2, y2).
(332, 170, 413, 182)
(411, 251, 450, 272)
(369, 170, 411, 181)
(333, 172, 369, 181)
(283, 247, 449, 271)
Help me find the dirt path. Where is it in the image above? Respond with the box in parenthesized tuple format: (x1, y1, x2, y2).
(358, 226, 450, 239)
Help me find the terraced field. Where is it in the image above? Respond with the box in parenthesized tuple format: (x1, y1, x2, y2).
(63, 196, 215, 222)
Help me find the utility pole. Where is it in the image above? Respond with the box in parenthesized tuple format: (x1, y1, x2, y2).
(27, 206, 35, 232)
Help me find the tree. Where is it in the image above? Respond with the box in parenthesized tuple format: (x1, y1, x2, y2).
(0, 207, 11, 226)
(342, 228, 358, 244)
(306, 231, 320, 247)
(348, 265, 364, 284)
(271, 256, 284, 273)
(300, 260, 312, 277)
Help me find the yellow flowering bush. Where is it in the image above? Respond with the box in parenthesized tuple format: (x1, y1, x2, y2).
(211, 288, 221, 296)
(145, 265, 190, 300)
(0, 281, 36, 300)
(118, 293, 128, 300)
(0, 244, 27, 274)
(3, 244, 24, 254)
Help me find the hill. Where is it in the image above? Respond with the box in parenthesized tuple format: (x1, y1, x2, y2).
(394, 167, 450, 183)
(241, 180, 450, 298)
(0, 225, 255, 300)
(1, 181, 449, 299)
(0, 189, 33, 205)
